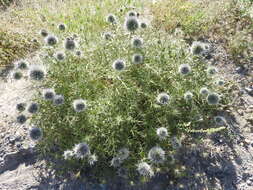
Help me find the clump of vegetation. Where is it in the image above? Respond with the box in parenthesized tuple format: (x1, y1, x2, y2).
(23, 5, 231, 184)
(0, 29, 39, 69)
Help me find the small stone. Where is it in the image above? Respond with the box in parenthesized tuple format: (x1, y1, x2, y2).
(245, 87, 253, 96)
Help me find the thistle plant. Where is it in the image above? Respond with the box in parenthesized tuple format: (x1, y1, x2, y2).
(15, 60, 28, 70)
(127, 10, 137, 17)
(207, 92, 220, 105)
(45, 34, 58, 46)
(184, 91, 193, 101)
(124, 16, 139, 32)
(17, 114, 27, 124)
(58, 23, 66, 31)
(156, 127, 168, 140)
(137, 162, 154, 177)
(148, 146, 166, 164)
(16, 103, 26, 112)
(106, 14, 117, 24)
(29, 127, 43, 141)
(53, 94, 64, 105)
(156, 93, 170, 105)
(131, 36, 143, 48)
(199, 87, 209, 96)
(40, 29, 48, 37)
(73, 99, 87, 112)
(29, 65, 46, 81)
(63, 150, 74, 160)
(54, 51, 65, 61)
(42, 88, 55, 100)
(12, 71, 23, 80)
(132, 54, 143, 64)
(74, 143, 90, 159)
(64, 38, 77, 50)
(178, 64, 191, 75)
(112, 59, 126, 71)
(27, 102, 40, 114)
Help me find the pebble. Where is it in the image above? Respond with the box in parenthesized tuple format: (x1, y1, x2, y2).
(245, 87, 253, 96)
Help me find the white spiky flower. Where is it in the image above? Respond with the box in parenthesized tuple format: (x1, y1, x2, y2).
(207, 92, 220, 105)
(112, 59, 126, 71)
(29, 127, 43, 141)
(137, 162, 154, 177)
(124, 16, 139, 32)
(111, 157, 123, 168)
(42, 88, 55, 100)
(148, 146, 166, 164)
(73, 99, 87, 112)
(88, 154, 98, 166)
(199, 87, 209, 96)
(131, 37, 143, 48)
(132, 54, 143, 64)
(156, 127, 168, 140)
(63, 150, 74, 160)
(178, 64, 191, 75)
(73, 142, 90, 159)
(29, 65, 46, 81)
(171, 136, 182, 149)
(156, 92, 170, 105)
(184, 91, 193, 101)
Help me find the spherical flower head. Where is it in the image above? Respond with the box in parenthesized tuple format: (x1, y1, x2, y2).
(102, 32, 113, 40)
(75, 50, 82, 57)
(156, 92, 170, 105)
(106, 14, 117, 24)
(148, 146, 166, 164)
(16, 103, 26, 112)
(17, 114, 27, 124)
(184, 91, 193, 101)
(199, 87, 209, 96)
(207, 66, 218, 75)
(73, 99, 87, 112)
(111, 157, 123, 168)
(29, 127, 43, 141)
(28, 102, 40, 114)
(13, 71, 23, 80)
(88, 154, 98, 166)
(58, 23, 66, 31)
(43, 88, 55, 100)
(124, 16, 139, 32)
(171, 136, 182, 149)
(15, 60, 28, 70)
(74, 142, 90, 159)
(29, 65, 46, 81)
(207, 92, 220, 105)
(64, 38, 77, 51)
(215, 79, 225, 86)
(132, 54, 143, 64)
(39, 29, 48, 37)
(214, 116, 226, 126)
(63, 150, 74, 160)
(117, 148, 129, 160)
(131, 37, 143, 48)
(156, 127, 168, 140)
(45, 34, 58, 46)
(140, 22, 147, 29)
(127, 10, 137, 17)
(53, 94, 64, 105)
(179, 64, 191, 75)
(112, 59, 126, 71)
(137, 162, 154, 177)
(54, 51, 65, 61)
(190, 41, 205, 55)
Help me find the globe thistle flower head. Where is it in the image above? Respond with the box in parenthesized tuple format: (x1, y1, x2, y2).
(214, 116, 226, 125)
(106, 14, 117, 24)
(112, 59, 126, 71)
(127, 10, 137, 17)
(63, 150, 74, 160)
(15, 60, 28, 70)
(53, 94, 64, 105)
(131, 37, 143, 48)
(102, 32, 113, 40)
(58, 23, 66, 31)
(88, 154, 98, 166)
(156, 127, 168, 140)
(45, 34, 58, 46)
(75, 50, 82, 57)
(207, 92, 220, 105)
(179, 64, 191, 75)
(171, 136, 182, 149)
(13, 71, 23, 80)
(117, 148, 129, 160)
(132, 54, 143, 64)
(148, 146, 166, 164)
(137, 162, 154, 177)
(74, 143, 90, 159)
(215, 79, 225, 86)
(28, 102, 40, 114)
(39, 29, 48, 37)
(17, 114, 27, 124)
(184, 91, 193, 101)
(140, 22, 147, 29)
(124, 16, 139, 32)
(54, 51, 65, 61)
(207, 66, 218, 75)
(111, 157, 123, 168)
(190, 41, 205, 55)
(42, 88, 55, 100)
(156, 92, 170, 105)
(64, 38, 77, 51)
(29, 127, 43, 141)
(16, 103, 26, 112)
(73, 99, 87, 112)
(199, 87, 209, 96)
(29, 65, 46, 81)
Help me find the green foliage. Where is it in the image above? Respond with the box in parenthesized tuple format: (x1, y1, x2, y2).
(30, 0, 230, 184)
